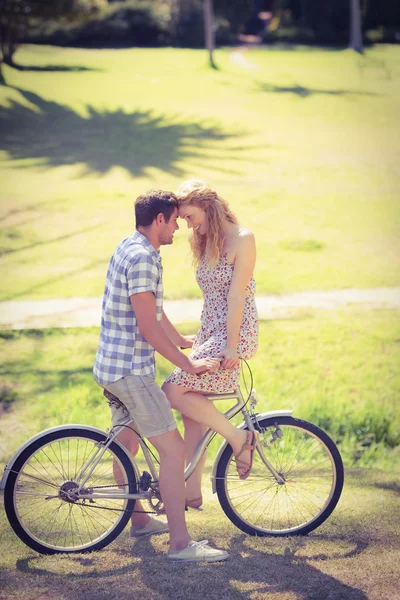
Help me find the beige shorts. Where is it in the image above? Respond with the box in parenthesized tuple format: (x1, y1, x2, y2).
(104, 374, 177, 439)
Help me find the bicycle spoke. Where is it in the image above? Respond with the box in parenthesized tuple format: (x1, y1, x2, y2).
(220, 419, 341, 535)
(10, 433, 134, 552)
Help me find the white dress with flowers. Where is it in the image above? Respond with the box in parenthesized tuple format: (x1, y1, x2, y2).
(165, 255, 258, 392)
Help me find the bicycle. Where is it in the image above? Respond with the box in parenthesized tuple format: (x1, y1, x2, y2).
(1, 361, 344, 555)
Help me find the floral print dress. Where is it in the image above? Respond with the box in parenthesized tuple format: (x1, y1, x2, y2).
(165, 255, 258, 392)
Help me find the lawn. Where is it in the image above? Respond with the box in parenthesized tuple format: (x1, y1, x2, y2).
(1, 43, 399, 599)
(1, 312, 399, 599)
(1, 309, 399, 472)
(0, 466, 399, 600)
(0, 45, 399, 300)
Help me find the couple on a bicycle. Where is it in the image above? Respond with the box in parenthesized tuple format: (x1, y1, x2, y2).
(94, 183, 258, 562)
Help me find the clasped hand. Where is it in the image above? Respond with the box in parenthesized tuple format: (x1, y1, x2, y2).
(217, 348, 240, 370)
(179, 334, 196, 349)
(188, 356, 220, 375)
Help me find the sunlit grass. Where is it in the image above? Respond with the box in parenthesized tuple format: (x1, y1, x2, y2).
(0, 45, 399, 300)
(1, 308, 399, 472)
(1, 466, 399, 600)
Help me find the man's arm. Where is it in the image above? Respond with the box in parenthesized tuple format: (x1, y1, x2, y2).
(131, 293, 217, 375)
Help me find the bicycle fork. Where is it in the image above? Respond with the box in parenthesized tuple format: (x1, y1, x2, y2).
(244, 410, 286, 485)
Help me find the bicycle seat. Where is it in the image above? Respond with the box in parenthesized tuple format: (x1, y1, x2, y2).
(103, 389, 127, 410)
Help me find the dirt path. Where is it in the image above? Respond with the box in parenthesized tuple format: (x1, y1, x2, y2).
(231, 46, 259, 70)
(1, 288, 399, 330)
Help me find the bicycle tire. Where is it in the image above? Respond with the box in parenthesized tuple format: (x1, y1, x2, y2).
(4, 427, 137, 554)
(215, 416, 344, 536)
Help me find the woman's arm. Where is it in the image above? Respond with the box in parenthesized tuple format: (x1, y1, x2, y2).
(161, 310, 195, 349)
(220, 231, 256, 370)
(131, 294, 217, 374)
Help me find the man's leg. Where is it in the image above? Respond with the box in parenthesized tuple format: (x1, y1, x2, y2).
(114, 427, 150, 528)
(108, 394, 153, 528)
(105, 375, 228, 559)
(147, 428, 191, 551)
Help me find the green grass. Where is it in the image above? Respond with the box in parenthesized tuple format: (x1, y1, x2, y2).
(1, 309, 399, 597)
(1, 467, 399, 600)
(0, 45, 399, 300)
(1, 309, 399, 472)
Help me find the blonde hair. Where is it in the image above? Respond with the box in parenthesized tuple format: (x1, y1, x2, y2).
(176, 180, 238, 268)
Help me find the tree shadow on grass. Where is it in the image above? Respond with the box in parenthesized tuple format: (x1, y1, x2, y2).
(0, 198, 66, 222)
(0, 361, 97, 396)
(0, 257, 107, 301)
(0, 88, 249, 178)
(7, 64, 101, 73)
(346, 468, 400, 495)
(253, 81, 380, 98)
(0, 223, 103, 257)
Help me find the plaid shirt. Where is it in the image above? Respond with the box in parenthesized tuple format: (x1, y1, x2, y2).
(93, 230, 163, 386)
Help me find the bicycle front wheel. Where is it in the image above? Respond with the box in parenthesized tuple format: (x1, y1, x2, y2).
(215, 416, 344, 536)
(4, 428, 137, 554)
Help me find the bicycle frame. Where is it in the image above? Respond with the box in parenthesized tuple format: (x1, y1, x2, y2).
(0, 386, 292, 502)
(73, 388, 251, 501)
(76, 385, 289, 500)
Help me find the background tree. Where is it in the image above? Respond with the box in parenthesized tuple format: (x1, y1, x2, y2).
(0, 0, 31, 68)
(349, 0, 363, 53)
(0, 0, 88, 75)
(204, 0, 216, 68)
(214, 0, 255, 34)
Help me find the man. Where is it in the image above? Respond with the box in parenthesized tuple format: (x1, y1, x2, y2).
(94, 190, 229, 562)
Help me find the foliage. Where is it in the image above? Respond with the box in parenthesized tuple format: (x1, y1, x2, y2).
(3, 0, 400, 52)
(27, 1, 172, 47)
(267, 0, 400, 44)
(169, 0, 204, 48)
(164, 0, 254, 47)
(363, 0, 400, 29)
(19, 0, 249, 48)
(214, 0, 256, 33)
(0, 0, 93, 65)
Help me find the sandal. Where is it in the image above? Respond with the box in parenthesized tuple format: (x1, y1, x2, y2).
(185, 496, 203, 511)
(234, 431, 258, 480)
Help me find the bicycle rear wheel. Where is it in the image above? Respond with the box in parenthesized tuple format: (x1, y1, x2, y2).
(4, 428, 137, 554)
(216, 416, 343, 536)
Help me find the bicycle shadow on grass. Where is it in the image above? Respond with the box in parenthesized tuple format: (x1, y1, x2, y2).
(133, 532, 369, 600)
(12, 532, 368, 594)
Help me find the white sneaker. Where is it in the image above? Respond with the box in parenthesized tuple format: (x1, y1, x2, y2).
(168, 540, 229, 562)
(130, 516, 169, 538)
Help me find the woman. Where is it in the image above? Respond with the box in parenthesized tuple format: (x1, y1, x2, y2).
(162, 181, 259, 509)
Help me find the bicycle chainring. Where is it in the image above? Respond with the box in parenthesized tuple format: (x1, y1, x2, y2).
(147, 488, 165, 514)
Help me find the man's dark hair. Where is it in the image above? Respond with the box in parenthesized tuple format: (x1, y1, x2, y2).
(135, 190, 178, 228)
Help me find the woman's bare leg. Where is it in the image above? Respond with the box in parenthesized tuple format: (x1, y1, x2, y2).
(162, 383, 253, 476)
(182, 415, 207, 505)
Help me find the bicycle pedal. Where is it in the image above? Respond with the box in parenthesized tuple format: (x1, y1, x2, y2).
(139, 471, 152, 491)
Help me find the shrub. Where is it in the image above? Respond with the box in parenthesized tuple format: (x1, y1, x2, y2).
(27, 0, 172, 47)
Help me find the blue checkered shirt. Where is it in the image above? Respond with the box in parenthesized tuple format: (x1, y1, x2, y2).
(93, 230, 163, 386)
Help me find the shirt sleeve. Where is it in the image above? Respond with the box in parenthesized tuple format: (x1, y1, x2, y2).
(125, 252, 159, 297)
